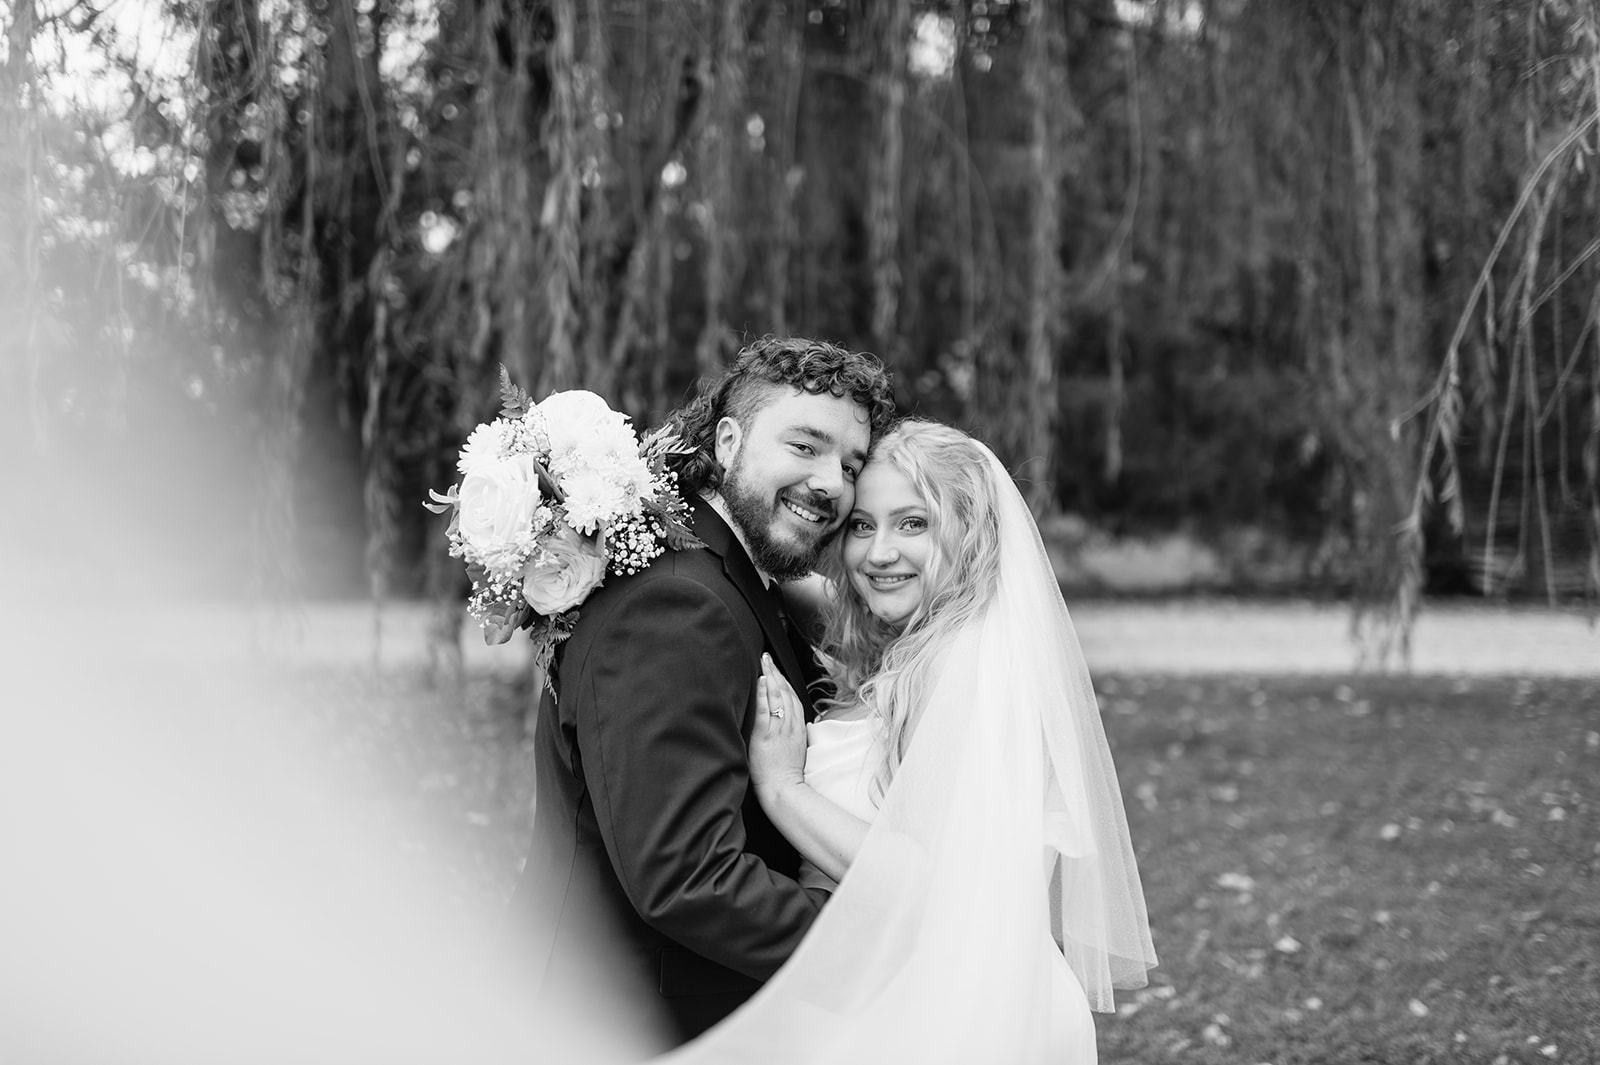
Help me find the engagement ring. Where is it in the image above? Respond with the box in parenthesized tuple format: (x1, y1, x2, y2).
(770, 708, 783, 719)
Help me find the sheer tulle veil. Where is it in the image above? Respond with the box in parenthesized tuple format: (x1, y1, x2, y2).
(665, 439, 1158, 1063)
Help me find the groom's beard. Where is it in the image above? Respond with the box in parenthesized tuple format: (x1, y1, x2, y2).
(721, 462, 836, 582)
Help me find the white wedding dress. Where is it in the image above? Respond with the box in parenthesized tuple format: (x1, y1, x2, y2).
(664, 442, 1156, 1064)
(794, 715, 877, 893)
(793, 713, 1096, 1057)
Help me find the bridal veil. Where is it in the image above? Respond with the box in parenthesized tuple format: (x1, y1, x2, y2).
(665, 442, 1158, 1063)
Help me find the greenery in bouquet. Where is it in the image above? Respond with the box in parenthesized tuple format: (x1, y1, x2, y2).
(425, 368, 703, 677)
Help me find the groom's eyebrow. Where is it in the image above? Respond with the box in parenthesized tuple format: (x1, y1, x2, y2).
(791, 424, 868, 466)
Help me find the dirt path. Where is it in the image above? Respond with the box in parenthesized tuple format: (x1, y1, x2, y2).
(1066, 599, 1599, 676)
(94, 598, 1595, 677)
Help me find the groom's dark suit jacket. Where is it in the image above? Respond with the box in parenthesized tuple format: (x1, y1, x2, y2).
(507, 497, 826, 1047)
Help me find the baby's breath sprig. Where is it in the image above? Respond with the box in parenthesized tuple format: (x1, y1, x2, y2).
(605, 512, 668, 576)
(504, 414, 552, 461)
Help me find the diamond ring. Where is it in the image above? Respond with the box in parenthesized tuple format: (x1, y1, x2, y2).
(770, 707, 784, 719)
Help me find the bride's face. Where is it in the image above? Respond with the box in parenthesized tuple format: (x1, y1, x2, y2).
(842, 462, 936, 631)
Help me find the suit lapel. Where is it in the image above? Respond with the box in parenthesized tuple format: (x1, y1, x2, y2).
(689, 497, 814, 712)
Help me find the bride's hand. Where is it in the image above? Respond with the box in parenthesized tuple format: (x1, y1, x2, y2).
(749, 653, 807, 802)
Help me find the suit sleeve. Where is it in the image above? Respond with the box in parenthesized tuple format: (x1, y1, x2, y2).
(572, 575, 821, 980)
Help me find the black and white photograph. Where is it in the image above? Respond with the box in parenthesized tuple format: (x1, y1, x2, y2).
(4, 1, 1599, 1062)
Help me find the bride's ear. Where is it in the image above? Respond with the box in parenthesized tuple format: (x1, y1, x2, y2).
(714, 416, 743, 469)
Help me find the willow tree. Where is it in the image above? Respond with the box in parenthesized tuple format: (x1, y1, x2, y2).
(1398, 2, 1600, 637)
(540, 0, 584, 394)
(689, 0, 745, 377)
(187, 0, 311, 603)
(865, 0, 910, 361)
(1302, 2, 1430, 659)
(1, 0, 43, 448)
(754, 1, 807, 339)
(462, 0, 548, 399)
(32, 0, 1596, 634)
(1116, 0, 1599, 654)
(1020, 0, 1065, 513)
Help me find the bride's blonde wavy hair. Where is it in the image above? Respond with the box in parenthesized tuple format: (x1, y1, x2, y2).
(816, 420, 1004, 802)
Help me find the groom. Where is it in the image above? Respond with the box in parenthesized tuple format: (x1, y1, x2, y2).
(508, 337, 896, 1046)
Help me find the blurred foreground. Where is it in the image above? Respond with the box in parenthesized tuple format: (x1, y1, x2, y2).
(0, 603, 662, 1065)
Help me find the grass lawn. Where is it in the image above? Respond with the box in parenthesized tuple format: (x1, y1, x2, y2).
(283, 668, 1600, 1064)
(1094, 675, 1600, 1065)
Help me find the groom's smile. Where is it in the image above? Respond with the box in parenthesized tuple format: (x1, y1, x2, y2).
(779, 492, 831, 525)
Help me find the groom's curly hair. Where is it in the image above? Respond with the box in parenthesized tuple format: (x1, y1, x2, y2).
(667, 336, 897, 495)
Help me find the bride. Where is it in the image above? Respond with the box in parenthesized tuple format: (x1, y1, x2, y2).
(665, 420, 1158, 1063)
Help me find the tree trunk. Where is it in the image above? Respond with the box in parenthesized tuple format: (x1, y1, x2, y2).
(695, 0, 746, 377)
(579, 0, 614, 390)
(1106, 289, 1125, 484)
(866, 0, 909, 358)
(1587, 318, 1600, 600)
(2, 0, 41, 446)
(195, 0, 311, 602)
(949, 46, 981, 425)
(764, 1, 805, 337)
(1022, 0, 1065, 513)
(542, 0, 583, 394)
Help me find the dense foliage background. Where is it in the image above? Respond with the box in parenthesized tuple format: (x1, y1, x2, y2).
(4, 0, 1598, 653)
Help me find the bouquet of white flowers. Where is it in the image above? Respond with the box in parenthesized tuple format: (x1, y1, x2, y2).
(426, 368, 702, 674)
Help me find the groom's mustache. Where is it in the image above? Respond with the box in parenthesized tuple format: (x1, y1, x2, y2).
(780, 490, 837, 525)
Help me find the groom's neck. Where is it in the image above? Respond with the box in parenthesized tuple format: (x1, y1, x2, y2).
(703, 490, 775, 589)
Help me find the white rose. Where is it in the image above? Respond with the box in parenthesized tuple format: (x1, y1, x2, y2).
(457, 454, 542, 572)
(539, 389, 639, 475)
(537, 388, 618, 422)
(522, 524, 607, 615)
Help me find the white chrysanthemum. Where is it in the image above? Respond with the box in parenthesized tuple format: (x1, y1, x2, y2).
(582, 447, 649, 498)
(604, 447, 655, 498)
(561, 468, 633, 535)
(556, 425, 645, 482)
(473, 541, 534, 583)
(457, 419, 516, 476)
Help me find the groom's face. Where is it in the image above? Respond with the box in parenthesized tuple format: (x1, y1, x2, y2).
(715, 387, 872, 581)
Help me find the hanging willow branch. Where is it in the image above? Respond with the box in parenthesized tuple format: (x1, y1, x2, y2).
(361, 110, 410, 673)
(764, 1, 804, 339)
(1391, 105, 1600, 647)
(865, 0, 908, 358)
(541, 0, 582, 393)
(471, 0, 542, 394)
(693, 0, 745, 378)
(1019, 0, 1065, 513)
